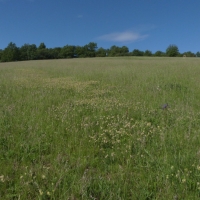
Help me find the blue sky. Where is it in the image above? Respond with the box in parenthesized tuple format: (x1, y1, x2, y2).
(0, 0, 200, 53)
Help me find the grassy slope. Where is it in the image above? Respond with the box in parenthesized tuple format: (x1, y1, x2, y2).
(1, 57, 200, 199)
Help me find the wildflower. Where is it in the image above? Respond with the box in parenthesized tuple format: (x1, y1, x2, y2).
(0, 175, 4, 182)
(147, 122, 151, 126)
(171, 166, 174, 170)
(197, 166, 200, 170)
(39, 189, 43, 195)
(42, 175, 46, 179)
(182, 178, 186, 183)
(47, 191, 51, 196)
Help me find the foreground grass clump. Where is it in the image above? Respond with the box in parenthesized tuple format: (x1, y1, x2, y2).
(1, 57, 200, 199)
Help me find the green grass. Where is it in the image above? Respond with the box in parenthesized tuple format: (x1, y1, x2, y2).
(1, 57, 200, 199)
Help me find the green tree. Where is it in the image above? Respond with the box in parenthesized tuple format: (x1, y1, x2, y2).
(144, 50, 152, 56)
(0, 49, 2, 61)
(48, 47, 62, 59)
(37, 49, 50, 60)
(20, 44, 30, 60)
(59, 45, 75, 58)
(28, 44, 37, 60)
(166, 45, 179, 57)
(96, 47, 107, 57)
(182, 51, 196, 57)
(154, 51, 165, 57)
(108, 45, 129, 56)
(108, 45, 122, 56)
(75, 46, 86, 58)
(132, 49, 144, 56)
(19, 44, 37, 60)
(1, 42, 20, 62)
(109, 45, 118, 56)
(37, 43, 49, 59)
(84, 42, 98, 57)
(38, 42, 46, 49)
(121, 46, 129, 56)
(196, 52, 200, 57)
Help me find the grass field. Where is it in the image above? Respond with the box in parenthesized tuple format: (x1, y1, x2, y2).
(1, 57, 200, 199)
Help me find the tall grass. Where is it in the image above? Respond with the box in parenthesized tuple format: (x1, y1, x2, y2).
(1, 57, 200, 199)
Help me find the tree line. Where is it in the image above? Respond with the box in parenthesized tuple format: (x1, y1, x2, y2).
(0, 42, 199, 62)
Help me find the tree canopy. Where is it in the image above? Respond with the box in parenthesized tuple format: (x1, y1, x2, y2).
(144, 50, 152, 56)
(0, 42, 199, 62)
(1, 42, 20, 62)
(182, 51, 196, 57)
(154, 51, 165, 57)
(132, 49, 144, 56)
(197, 52, 200, 57)
(166, 45, 179, 57)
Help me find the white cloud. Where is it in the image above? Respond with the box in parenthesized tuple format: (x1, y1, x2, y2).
(98, 31, 148, 43)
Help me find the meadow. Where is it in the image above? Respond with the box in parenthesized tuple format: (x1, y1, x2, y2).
(1, 57, 200, 199)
